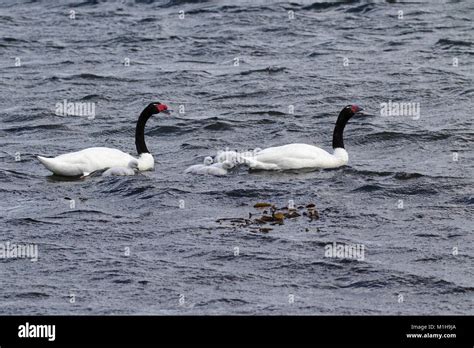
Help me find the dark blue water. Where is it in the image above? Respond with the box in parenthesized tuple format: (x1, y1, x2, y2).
(0, 0, 473, 314)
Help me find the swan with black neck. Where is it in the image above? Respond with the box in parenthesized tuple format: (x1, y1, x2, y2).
(37, 102, 169, 176)
(238, 105, 364, 170)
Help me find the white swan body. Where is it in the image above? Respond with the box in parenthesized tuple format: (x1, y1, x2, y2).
(37, 102, 167, 177)
(38, 148, 153, 176)
(241, 144, 348, 170)
(102, 159, 139, 177)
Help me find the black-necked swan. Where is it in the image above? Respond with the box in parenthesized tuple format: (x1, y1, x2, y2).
(219, 105, 364, 170)
(37, 102, 169, 176)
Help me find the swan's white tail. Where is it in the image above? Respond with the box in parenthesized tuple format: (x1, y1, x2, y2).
(37, 156, 83, 176)
(37, 156, 56, 172)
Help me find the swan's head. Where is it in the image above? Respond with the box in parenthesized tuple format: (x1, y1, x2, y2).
(351, 104, 363, 113)
(345, 104, 363, 116)
(147, 102, 170, 115)
(337, 104, 364, 123)
(203, 156, 213, 165)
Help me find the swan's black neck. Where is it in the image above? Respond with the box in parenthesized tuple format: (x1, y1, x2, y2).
(332, 121, 346, 149)
(332, 109, 353, 149)
(135, 106, 153, 154)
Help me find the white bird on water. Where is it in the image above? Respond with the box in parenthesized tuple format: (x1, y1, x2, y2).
(184, 156, 232, 176)
(217, 105, 365, 170)
(102, 159, 138, 177)
(37, 102, 170, 177)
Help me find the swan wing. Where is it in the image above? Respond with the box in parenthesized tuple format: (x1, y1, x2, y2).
(38, 147, 135, 176)
(37, 156, 87, 176)
(245, 143, 341, 170)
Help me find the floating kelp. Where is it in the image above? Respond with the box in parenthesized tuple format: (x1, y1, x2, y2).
(285, 211, 300, 219)
(253, 202, 274, 208)
(217, 202, 320, 233)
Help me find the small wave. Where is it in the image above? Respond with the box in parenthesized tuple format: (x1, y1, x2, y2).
(148, 125, 190, 135)
(138, 17, 159, 23)
(452, 196, 474, 205)
(344, 168, 454, 181)
(112, 279, 133, 284)
(203, 121, 233, 131)
(357, 131, 451, 144)
(6, 217, 62, 226)
(70, 0, 101, 7)
(180, 143, 213, 150)
(343, 168, 393, 177)
(393, 172, 424, 180)
(459, 88, 474, 96)
(15, 292, 50, 299)
(352, 184, 384, 193)
(0, 169, 38, 180)
(195, 298, 250, 307)
(50, 209, 133, 220)
(247, 110, 287, 117)
(124, 185, 156, 198)
(302, 2, 350, 11)
(413, 233, 439, 238)
(238, 67, 286, 76)
(340, 280, 386, 289)
(101, 180, 155, 197)
(391, 185, 438, 196)
(414, 257, 442, 262)
(386, 40, 406, 47)
(308, 51, 329, 57)
(3, 124, 71, 134)
(345, 3, 375, 14)
(162, 0, 210, 8)
(339, 272, 473, 294)
(209, 90, 268, 101)
(39, 39, 66, 49)
(223, 189, 287, 198)
(435, 39, 472, 48)
(0, 37, 28, 43)
(49, 73, 129, 82)
(80, 94, 110, 101)
(0, 15, 14, 23)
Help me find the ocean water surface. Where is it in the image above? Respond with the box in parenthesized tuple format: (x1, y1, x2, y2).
(0, 0, 473, 314)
